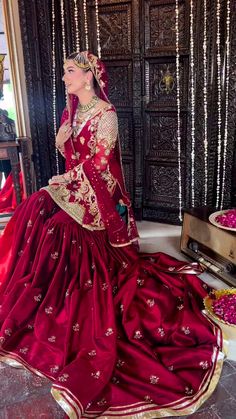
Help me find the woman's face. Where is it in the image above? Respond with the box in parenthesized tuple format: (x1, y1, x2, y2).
(62, 60, 89, 95)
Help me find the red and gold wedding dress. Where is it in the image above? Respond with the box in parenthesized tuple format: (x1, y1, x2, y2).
(0, 55, 223, 418)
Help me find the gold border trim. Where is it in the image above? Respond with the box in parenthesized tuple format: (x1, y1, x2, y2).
(0, 305, 224, 418)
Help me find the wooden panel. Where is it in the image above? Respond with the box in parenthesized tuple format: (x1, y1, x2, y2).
(105, 61, 133, 108)
(122, 160, 134, 198)
(118, 112, 134, 157)
(90, 2, 132, 56)
(144, 0, 189, 54)
(145, 112, 186, 160)
(145, 57, 188, 109)
(144, 162, 185, 208)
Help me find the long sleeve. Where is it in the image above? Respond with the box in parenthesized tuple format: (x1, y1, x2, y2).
(68, 110, 118, 180)
(46, 108, 138, 246)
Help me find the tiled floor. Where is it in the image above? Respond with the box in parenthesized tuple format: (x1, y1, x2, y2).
(0, 221, 235, 418)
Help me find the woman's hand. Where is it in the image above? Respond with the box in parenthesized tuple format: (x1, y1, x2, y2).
(55, 119, 73, 150)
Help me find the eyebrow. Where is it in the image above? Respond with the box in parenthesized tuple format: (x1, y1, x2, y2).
(64, 66, 75, 70)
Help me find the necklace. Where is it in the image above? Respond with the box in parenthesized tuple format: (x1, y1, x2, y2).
(78, 95, 99, 113)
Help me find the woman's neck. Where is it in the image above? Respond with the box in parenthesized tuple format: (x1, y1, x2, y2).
(76, 90, 97, 105)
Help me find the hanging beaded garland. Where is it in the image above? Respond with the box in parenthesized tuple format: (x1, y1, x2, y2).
(83, 0, 89, 50)
(203, 0, 208, 205)
(215, 0, 222, 208)
(74, 0, 80, 51)
(52, 0, 59, 175)
(95, 0, 101, 58)
(175, 0, 182, 221)
(60, 0, 67, 61)
(220, 0, 231, 209)
(189, 0, 195, 207)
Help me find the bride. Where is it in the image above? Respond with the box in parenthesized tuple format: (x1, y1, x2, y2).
(0, 51, 223, 418)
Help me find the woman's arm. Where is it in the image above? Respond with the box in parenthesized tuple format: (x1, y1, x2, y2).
(50, 110, 118, 183)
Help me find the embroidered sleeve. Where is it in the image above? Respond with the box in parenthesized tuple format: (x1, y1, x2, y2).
(93, 110, 118, 172)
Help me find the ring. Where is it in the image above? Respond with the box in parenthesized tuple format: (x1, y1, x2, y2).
(64, 128, 67, 133)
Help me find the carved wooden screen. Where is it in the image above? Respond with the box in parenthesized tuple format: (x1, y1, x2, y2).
(18, 0, 236, 223)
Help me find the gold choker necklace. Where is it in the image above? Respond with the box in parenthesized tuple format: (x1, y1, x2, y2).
(78, 95, 99, 113)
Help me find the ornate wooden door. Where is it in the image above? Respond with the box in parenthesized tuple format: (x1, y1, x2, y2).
(18, 0, 236, 223)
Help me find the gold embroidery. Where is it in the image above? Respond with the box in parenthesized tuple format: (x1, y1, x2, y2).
(34, 294, 42, 302)
(48, 336, 56, 342)
(134, 330, 143, 339)
(156, 327, 165, 337)
(72, 323, 80, 332)
(146, 298, 155, 307)
(51, 252, 59, 260)
(58, 373, 69, 382)
(116, 359, 125, 368)
(0, 336, 6, 345)
(50, 365, 60, 374)
(199, 361, 209, 369)
(100, 169, 117, 195)
(91, 370, 101, 379)
(105, 328, 114, 336)
(88, 350, 96, 357)
(43, 164, 105, 231)
(181, 326, 191, 335)
(45, 306, 53, 314)
(19, 347, 29, 355)
(150, 375, 159, 384)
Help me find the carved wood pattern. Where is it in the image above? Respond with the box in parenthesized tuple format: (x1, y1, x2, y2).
(145, 0, 189, 54)
(145, 57, 188, 108)
(105, 61, 133, 107)
(122, 160, 134, 199)
(145, 112, 186, 159)
(118, 113, 133, 157)
(144, 163, 185, 207)
(89, 3, 132, 56)
(18, 0, 236, 224)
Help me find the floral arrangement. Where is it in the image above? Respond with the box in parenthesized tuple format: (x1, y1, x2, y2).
(215, 209, 236, 228)
(204, 289, 236, 327)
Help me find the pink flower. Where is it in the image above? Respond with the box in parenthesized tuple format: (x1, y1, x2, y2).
(215, 209, 236, 228)
(212, 294, 236, 325)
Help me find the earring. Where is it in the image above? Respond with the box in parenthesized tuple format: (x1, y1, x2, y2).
(85, 82, 91, 91)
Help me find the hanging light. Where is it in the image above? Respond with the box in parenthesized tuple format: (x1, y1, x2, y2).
(189, 0, 195, 207)
(175, 0, 182, 221)
(83, 0, 89, 50)
(51, 0, 59, 175)
(95, 0, 101, 58)
(203, 0, 208, 205)
(74, 0, 80, 52)
(220, 0, 231, 209)
(215, 0, 222, 208)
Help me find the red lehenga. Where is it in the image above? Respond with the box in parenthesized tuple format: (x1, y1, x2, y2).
(0, 53, 223, 418)
(0, 171, 26, 213)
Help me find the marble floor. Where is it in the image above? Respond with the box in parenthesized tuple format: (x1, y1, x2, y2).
(0, 221, 235, 418)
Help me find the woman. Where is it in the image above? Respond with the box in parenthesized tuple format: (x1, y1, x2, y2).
(0, 51, 223, 418)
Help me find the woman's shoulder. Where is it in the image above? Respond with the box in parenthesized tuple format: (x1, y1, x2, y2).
(97, 100, 116, 113)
